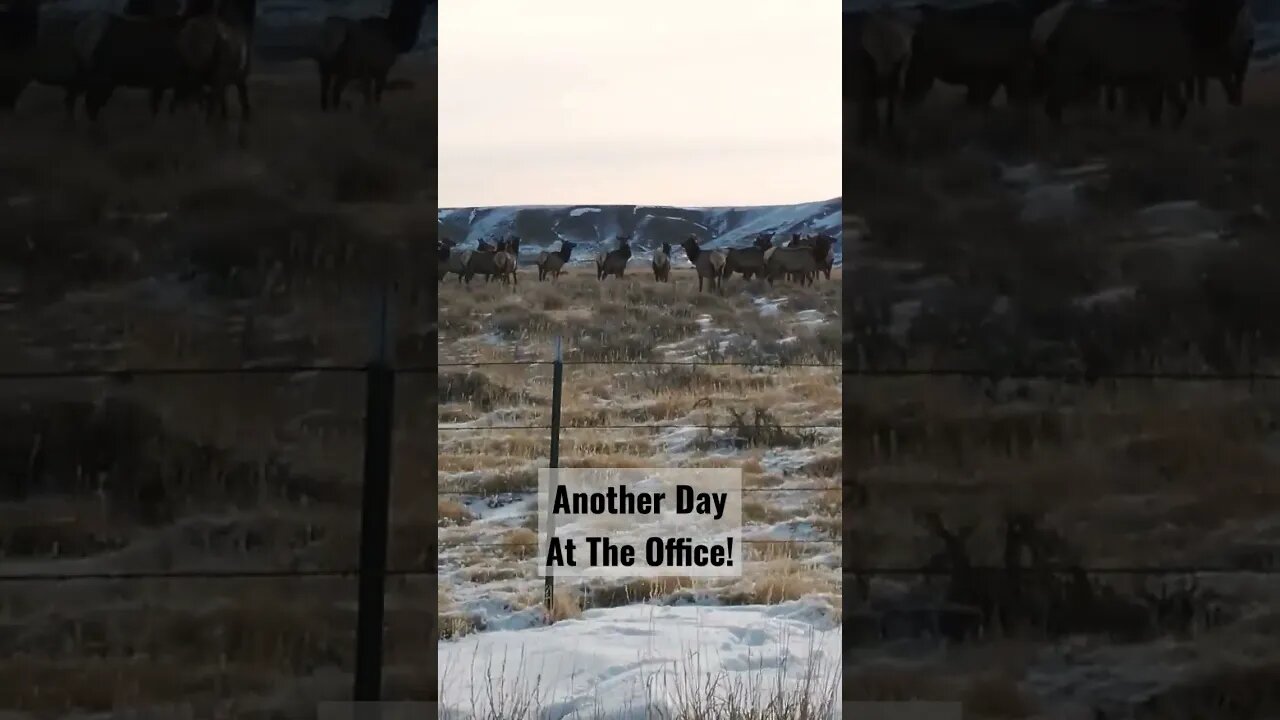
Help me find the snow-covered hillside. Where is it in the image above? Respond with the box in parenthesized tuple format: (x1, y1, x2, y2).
(437, 198, 843, 267)
(37, 0, 437, 53)
(844, 0, 1280, 61)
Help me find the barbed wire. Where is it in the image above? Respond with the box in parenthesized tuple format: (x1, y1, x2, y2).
(436, 486, 840, 495)
(439, 540, 841, 548)
(437, 423, 841, 431)
(0, 567, 434, 583)
(0, 364, 369, 381)
(439, 360, 840, 368)
(842, 367, 1280, 381)
(842, 565, 1280, 575)
(3, 363, 1276, 382)
(7, 562, 1278, 584)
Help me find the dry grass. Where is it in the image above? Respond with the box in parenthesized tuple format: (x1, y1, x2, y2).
(0, 55, 435, 717)
(438, 640, 840, 720)
(438, 235, 843, 674)
(844, 67, 1280, 719)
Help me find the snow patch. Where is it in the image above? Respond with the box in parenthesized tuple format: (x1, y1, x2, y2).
(438, 602, 841, 720)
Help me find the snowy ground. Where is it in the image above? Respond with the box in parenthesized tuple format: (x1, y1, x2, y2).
(845, 68, 1280, 717)
(436, 198, 843, 268)
(439, 266, 841, 717)
(438, 601, 841, 720)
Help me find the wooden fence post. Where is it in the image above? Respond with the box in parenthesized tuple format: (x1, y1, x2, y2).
(544, 337, 563, 613)
(354, 285, 394, 701)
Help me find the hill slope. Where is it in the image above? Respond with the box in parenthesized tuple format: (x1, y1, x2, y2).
(437, 198, 843, 265)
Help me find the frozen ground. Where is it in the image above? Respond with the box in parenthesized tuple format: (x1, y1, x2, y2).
(845, 63, 1280, 717)
(439, 266, 841, 717)
(438, 601, 841, 720)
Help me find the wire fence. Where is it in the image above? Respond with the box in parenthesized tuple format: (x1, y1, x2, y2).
(0, 352, 408, 700)
(438, 349, 845, 603)
(440, 350, 1280, 590)
(3, 344, 1279, 690)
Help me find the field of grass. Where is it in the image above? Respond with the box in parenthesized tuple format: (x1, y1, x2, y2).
(845, 68, 1280, 718)
(0, 56, 437, 717)
(437, 265, 842, 716)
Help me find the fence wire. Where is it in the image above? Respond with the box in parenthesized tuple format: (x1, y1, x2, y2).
(3, 355, 1272, 586)
(10, 563, 1280, 584)
(437, 423, 841, 431)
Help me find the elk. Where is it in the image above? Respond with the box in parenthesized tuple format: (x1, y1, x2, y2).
(465, 239, 516, 285)
(441, 245, 471, 282)
(436, 237, 455, 282)
(175, 0, 257, 121)
(917, 510, 1013, 639)
(680, 235, 726, 294)
(786, 233, 838, 282)
(651, 241, 671, 282)
(536, 240, 575, 281)
(596, 236, 632, 281)
(721, 234, 774, 285)
(763, 235, 834, 287)
(489, 236, 520, 284)
(71, 0, 211, 121)
(315, 0, 427, 111)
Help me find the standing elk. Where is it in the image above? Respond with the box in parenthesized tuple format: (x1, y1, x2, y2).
(536, 240, 576, 281)
(787, 233, 838, 282)
(315, 0, 428, 111)
(721, 234, 774, 285)
(596, 236, 632, 281)
(176, 0, 257, 121)
(489, 236, 520, 284)
(763, 235, 833, 287)
(849, 7, 915, 144)
(436, 237, 455, 281)
(441, 243, 471, 282)
(1032, 0, 1245, 127)
(680, 235, 726, 294)
(651, 241, 671, 282)
(71, 0, 216, 121)
(901, 0, 1055, 110)
(465, 238, 516, 286)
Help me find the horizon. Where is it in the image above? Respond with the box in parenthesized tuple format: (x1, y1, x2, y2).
(437, 196, 842, 212)
(438, 0, 841, 208)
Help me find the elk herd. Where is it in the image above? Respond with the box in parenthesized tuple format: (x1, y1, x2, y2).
(850, 0, 1258, 143)
(435, 232, 838, 294)
(0, 0, 428, 121)
(850, 510, 1233, 646)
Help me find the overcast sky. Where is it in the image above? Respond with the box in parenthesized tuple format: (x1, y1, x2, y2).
(438, 0, 841, 208)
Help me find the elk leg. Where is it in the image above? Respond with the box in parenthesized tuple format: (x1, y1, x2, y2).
(319, 68, 331, 110)
(333, 76, 350, 110)
(85, 83, 112, 122)
(1168, 83, 1188, 128)
(204, 86, 218, 122)
(1045, 87, 1064, 125)
(64, 87, 79, 121)
(1146, 84, 1163, 127)
(860, 98, 879, 144)
(966, 80, 998, 107)
(237, 80, 251, 121)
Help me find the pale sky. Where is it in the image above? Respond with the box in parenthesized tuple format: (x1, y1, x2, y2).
(438, 0, 841, 208)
